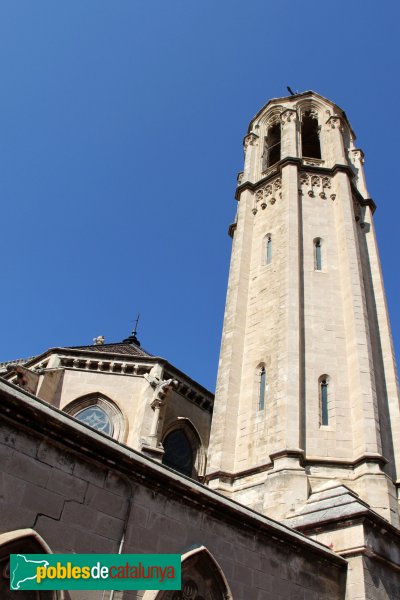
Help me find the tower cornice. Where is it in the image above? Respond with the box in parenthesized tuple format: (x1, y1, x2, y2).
(247, 90, 355, 138)
(206, 452, 388, 486)
(234, 158, 376, 213)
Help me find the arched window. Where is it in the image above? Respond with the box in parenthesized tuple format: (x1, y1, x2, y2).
(314, 238, 322, 271)
(74, 405, 113, 435)
(263, 122, 281, 170)
(301, 111, 321, 159)
(259, 366, 266, 411)
(266, 235, 272, 265)
(63, 394, 125, 441)
(320, 377, 329, 426)
(162, 429, 194, 477)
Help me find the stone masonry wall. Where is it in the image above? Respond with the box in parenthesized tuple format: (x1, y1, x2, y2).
(0, 381, 346, 600)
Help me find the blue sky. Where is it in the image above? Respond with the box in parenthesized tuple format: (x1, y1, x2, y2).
(0, 1, 399, 391)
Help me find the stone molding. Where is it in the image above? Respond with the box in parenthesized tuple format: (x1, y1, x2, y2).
(234, 157, 376, 213)
(206, 452, 388, 486)
(253, 175, 282, 213)
(4, 348, 214, 414)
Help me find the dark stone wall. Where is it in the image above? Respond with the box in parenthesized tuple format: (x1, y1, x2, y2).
(0, 384, 347, 599)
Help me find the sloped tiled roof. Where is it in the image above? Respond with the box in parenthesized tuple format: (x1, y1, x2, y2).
(0, 341, 153, 370)
(0, 356, 35, 369)
(68, 342, 153, 358)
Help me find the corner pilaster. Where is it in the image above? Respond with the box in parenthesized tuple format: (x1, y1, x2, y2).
(280, 109, 299, 158)
(326, 115, 346, 165)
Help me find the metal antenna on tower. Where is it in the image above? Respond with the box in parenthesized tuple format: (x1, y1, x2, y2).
(133, 313, 140, 337)
(122, 313, 141, 346)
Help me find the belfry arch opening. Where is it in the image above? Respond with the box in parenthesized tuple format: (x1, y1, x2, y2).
(263, 122, 281, 169)
(301, 111, 321, 159)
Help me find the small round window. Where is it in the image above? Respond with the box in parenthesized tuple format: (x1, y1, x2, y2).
(74, 405, 113, 435)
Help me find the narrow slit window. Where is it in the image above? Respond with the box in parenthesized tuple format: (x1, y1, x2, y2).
(266, 235, 272, 264)
(259, 367, 266, 411)
(321, 379, 328, 426)
(263, 123, 281, 170)
(301, 111, 321, 159)
(314, 239, 322, 270)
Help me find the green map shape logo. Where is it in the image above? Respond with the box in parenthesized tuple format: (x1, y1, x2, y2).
(10, 554, 49, 590)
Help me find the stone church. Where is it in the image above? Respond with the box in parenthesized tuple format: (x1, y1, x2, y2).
(1, 91, 400, 599)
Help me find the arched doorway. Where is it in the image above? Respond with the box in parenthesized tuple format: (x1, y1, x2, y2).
(143, 546, 233, 599)
(0, 529, 69, 599)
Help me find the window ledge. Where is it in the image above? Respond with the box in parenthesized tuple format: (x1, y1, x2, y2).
(302, 157, 325, 167)
(261, 164, 280, 177)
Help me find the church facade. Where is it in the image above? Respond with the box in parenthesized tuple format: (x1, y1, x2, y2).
(1, 91, 400, 599)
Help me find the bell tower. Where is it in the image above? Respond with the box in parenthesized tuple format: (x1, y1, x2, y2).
(207, 91, 400, 527)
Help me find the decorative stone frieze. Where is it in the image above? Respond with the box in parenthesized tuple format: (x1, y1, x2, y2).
(253, 176, 282, 211)
(59, 355, 150, 375)
(299, 172, 335, 200)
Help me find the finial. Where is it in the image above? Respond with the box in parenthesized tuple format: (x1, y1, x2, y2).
(93, 335, 105, 345)
(122, 314, 141, 346)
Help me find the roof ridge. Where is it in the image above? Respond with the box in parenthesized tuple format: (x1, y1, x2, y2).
(66, 341, 153, 357)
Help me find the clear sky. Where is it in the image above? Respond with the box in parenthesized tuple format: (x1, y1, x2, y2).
(0, 1, 399, 392)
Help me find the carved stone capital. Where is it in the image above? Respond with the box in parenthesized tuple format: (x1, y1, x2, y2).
(352, 148, 365, 164)
(326, 115, 343, 131)
(280, 109, 297, 125)
(243, 132, 258, 148)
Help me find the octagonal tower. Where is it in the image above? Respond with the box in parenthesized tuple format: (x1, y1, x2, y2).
(207, 91, 400, 527)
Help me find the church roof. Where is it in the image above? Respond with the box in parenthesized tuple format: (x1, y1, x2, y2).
(0, 340, 152, 369)
(68, 341, 153, 358)
(0, 333, 214, 402)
